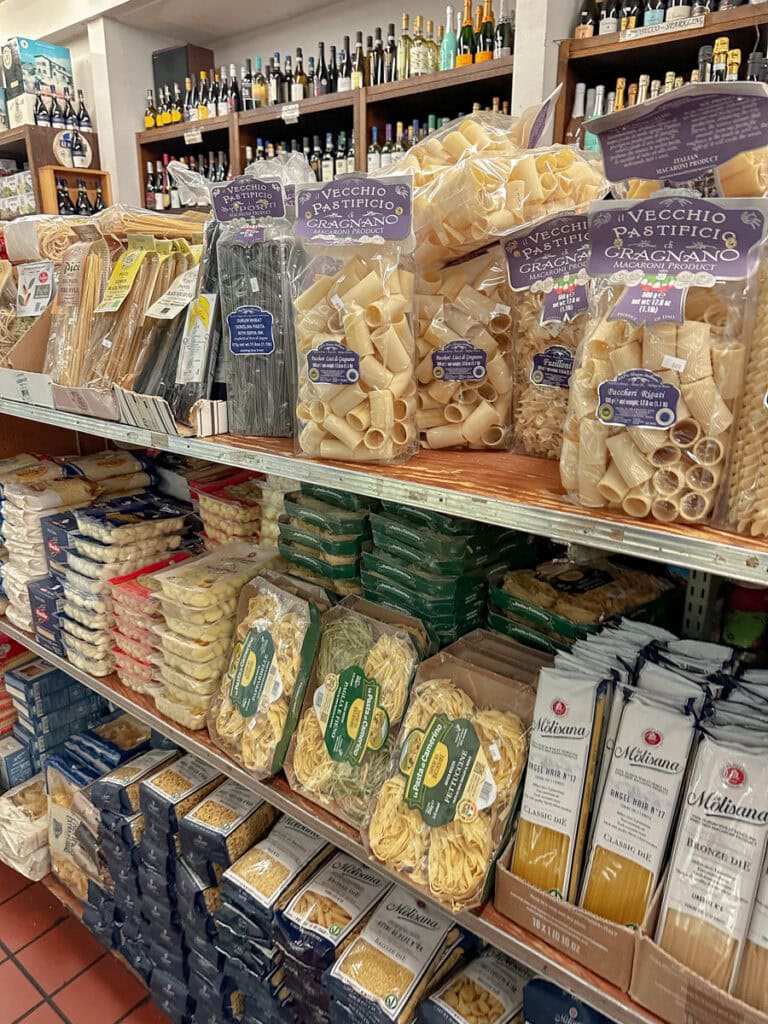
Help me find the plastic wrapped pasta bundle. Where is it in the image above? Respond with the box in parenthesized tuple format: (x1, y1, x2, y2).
(656, 734, 768, 991)
(93, 201, 208, 243)
(416, 247, 513, 450)
(208, 576, 322, 777)
(0, 776, 49, 880)
(418, 949, 531, 1024)
(292, 174, 418, 464)
(365, 653, 533, 911)
(285, 602, 419, 827)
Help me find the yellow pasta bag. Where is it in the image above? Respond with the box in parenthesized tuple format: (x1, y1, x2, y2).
(364, 652, 534, 911)
(563, 195, 768, 527)
(419, 948, 531, 1024)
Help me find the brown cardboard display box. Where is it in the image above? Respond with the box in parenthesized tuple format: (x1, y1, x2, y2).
(0, 308, 54, 407)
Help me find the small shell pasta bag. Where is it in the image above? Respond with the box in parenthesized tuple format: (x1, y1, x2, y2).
(364, 652, 535, 911)
(292, 174, 418, 464)
(284, 602, 419, 827)
(505, 213, 590, 460)
(418, 948, 531, 1024)
(562, 195, 768, 526)
(207, 576, 322, 778)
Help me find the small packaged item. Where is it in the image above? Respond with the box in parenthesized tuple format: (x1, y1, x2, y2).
(418, 949, 531, 1024)
(283, 492, 371, 537)
(156, 542, 275, 608)
(112, 628, 155, 662)
(74, 503, 187, 545)
(156, 625, 230, 663)
(158, 593, 239, 626)
(90, 748, 179, 815)
(160, 648, 228, 683)
(139, 753, 223, 831)
(61, 639, 114, 676)
(0, 775, 48, 866)
(71, 532, 182, 565)
(109, 554, 190, 617)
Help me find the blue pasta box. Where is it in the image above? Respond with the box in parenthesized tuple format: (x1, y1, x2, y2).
(40, 511, 80, 577)
(28, 576, 66, 657)
(523, 979, 615, 1024)
(0, 735, 33, 790)
(4, 656, 82, 707)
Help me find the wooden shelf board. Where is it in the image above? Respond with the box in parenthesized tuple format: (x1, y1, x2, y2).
(239, 90, 355, 128)
(136, 114, 231, 146)
(365, 55, 514, 104)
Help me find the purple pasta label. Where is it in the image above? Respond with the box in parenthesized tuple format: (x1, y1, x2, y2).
(232, 226, 265, 246)
(530, 345, 574, 389)
(212, 177, 285, 221)
(432, 340, 487, 382)
(505, 214, 589, 289)
(307, 341, 360, 385)
(609, 277, 687, 326)
(541, 282, 589, 324)
(227, 306, 274, 355)
(597, 369, 679, 429)
(295, 175, 412, 243)
(284, 184, 296, 209)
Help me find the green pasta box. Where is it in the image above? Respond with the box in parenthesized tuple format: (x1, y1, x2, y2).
(279, 516, 367, 559)
(278, 539, 361, 581)
(486, 607, 569, 654)
(300, 482, 379, 513)
(283, 492, 372, 537)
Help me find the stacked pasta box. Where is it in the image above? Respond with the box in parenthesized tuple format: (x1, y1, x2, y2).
(194, 469, 296, 549)
(279, 485, 378, 599)
(0, 634, 34, 748)
(417, 948, 531, 1024)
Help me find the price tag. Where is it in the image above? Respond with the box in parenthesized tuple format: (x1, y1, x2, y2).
(184, 129, 203, 145)
(281, 102, 300, 125)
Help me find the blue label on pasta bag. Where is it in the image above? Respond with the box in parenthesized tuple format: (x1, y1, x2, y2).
(531, 345, 574, 389)
(307, 341, 360, 385)
(316, 666, 389, 765)
(228, 306, 275, 355)
(505, 213, 590, 289)
(295, 175, 412, 243)
(212, 176, 285, 221)
(432, 340, 487, 382)
(597, 369, 679, 428)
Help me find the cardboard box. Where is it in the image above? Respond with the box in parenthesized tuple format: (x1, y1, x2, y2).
(40, 510, 80, 577)
(0, 309, 54, 408)
(1, 38, 72, 100)
(0, 736, 33, 790)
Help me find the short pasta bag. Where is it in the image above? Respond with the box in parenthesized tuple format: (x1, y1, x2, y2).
(363, 652, 535, 912)
(561, 194, 768, 527)
(505, 213, 590, 460)
(291, 173, 419, 464)
(284, 603, 420, 828)
(418, 948, 531, 1024)
(207, 577, 322, 778)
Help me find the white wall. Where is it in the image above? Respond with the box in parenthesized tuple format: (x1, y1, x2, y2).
(58, 28, 95, 126)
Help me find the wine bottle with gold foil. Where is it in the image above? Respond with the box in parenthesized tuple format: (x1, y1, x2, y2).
(476, 0, 494, 61)
(456, 0, 476, 65)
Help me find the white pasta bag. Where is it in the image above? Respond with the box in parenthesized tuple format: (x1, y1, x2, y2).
(562, 194, 768, 526)
(656, 732, 768, 992)
(505, 212, 590, 460)
(291, 173, 418, 464)
(0, 776, 48, 868)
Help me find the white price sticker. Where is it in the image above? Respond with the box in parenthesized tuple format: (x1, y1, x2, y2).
(184, 129, 203, 145)
(281, 102, 300, 124)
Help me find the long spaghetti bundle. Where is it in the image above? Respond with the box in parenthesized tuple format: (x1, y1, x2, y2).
(733, 859, 768, 1011)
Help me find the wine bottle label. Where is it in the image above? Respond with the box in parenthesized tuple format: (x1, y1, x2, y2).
(643, 10, 664, 22)
(455, 53, 473, 66)
(599, 17, 618, 33)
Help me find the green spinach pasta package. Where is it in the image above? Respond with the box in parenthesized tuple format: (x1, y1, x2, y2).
(418, 949, 531, 1024)
(364, 652, 535, 911)
(207, 577, 322, 778)
(561, 195, 768, 526)
(284, 601, 420, 827)
(291, 174, 418, 464)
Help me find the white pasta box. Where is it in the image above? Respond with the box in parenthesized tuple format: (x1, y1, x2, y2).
(629, 885, 768, 1024)
(494, 844, 638, 992)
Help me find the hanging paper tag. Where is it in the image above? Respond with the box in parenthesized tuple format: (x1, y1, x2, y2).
(281, 102, 300, 124)
(16, 261, 54, 316)
(146, 266, 199, 320)
(176, 292, 217, 384)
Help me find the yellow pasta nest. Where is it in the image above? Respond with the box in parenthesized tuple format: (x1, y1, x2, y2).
(291, 710, 336, 795)
(364, 633, 414, 723)
(441, 976, 505, 1024)
(402, 678, 476, 733)
(241, 697, 289, 773)
(474, 708, 527, 800)
(428, 815, 494, 906)
(368, 777, 429, 883)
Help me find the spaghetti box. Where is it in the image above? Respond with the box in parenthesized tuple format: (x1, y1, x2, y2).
(40, 511, 80, 576)
(28, 576, 66, 656)
(0, 735, 33, 790)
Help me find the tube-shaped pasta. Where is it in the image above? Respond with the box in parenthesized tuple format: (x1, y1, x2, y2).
(577, 420, 609, 507)
(461, 400, 500, 443)
(642, 323, 677, 371)
(425, 423, 466, 448)
(711, 342, 745, 401)
(345, 271, 385, 307)
(606, 434, 654, 487)
(675, 321, 712, 383)
(325, 413, 365, 450)
(681, 379, 733, 435)
(370, 390, 395, 431)
(597, 463, 631, 504)
(344, 310, 375, 357)
(609, 342, 642, 376)
(623, 487, 653, 518)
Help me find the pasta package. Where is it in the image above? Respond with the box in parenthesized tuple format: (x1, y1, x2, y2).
(733, 857, 768, 1012)
(656, 733, 768, 991)
(562, 195, 768, 526)
(365, 652, 535, 911)
(505, 213, 590, 459)
(207, 577, 322, 778)
(511, 666, 609, 902)
(419, 949, 531, 1024)
(285, 602, 419, 827)
(292, 174, 418, 464)
(415, 247, 513, 451)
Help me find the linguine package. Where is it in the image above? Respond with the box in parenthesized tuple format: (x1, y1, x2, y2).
(561, 195, 768, 527)
(505, 213, 590, 459)
(284, 601, 420, 827)
(364, 652, 535, 911)
(291, 174, 418, 464)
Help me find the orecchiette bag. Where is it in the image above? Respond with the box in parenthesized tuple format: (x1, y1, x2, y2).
(562, 195, 768, 527)
(292, 173, 418, 464)
(364, 652, 535, 911)
(207, 577, 322, 778)
(416, 247, 514, 451)
(418, 948, 531, 1024)
(505, 213, 590, 459)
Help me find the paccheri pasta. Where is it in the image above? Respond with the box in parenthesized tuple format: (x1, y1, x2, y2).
(561, 195, 768, 526)
(292, 174, 418, 464)
(415, 247, 513, 450)
(505, 213, 590, 460)
(419, 948, 531, 1024)
(285, 602, 419, 827)
(208, 576, 322, 778)
(365, 653, 534, 911)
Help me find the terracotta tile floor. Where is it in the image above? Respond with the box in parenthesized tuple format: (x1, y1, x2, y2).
(0, 863, 170, 1024)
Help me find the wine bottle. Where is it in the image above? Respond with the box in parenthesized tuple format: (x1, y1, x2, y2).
(145, 161, 155, 209)
(93, 182, 105, 213)
(411, 16, 429, 75)
(269, 53, 282, 104)
(575, 0, 598, 36)
(599, 1, 620, 33)
(218, 67, 229, 116)
(426, 21, 439, 71)
(637, 73, 650, 101)
(143, 88, 157, 129)
(294, 48, 309, 99)
(311, 135, 322, 179)
(321, 132, 335, 181)
(495, 0, 514, 55)
(477, 0, 495, 61)
(394, 121, 405, 153)
(63, 87, 78, 130)
(315, 42, 329, 95)
(746, 51, 762, 81)
(381, 123, 394, 166)
(457, 0, 476, 65)
(583, 84, 605, 151)
(242, 59, 254, 111)
(307, 56, 316, 93)
(698, 44, 713, 81)
(253, 59, 267, 107)
(712, 36, 729, 80)
(368, 125, 382, 170)
(283, 56, 294, 103)
(209, 69, 219, 116)
(338, 38, 352, 90)
(71, 129, 88, 168)
(614, 76, 627, 109)
(76, 179, 93, 216)
(197, 71, 209, 118)
(726, 48, 741, 81)
(473, 3, 483, 46)
(336, 131, 347, 176)
(643, 0, 666, 24)
(346, 132, 355, 173)
(665, 1, 692, 20)
(328, 45, 339, 92)
(365, 35, 375, 86)
(384, 25, 397, 82)
(33, 81, 51, 126)
(229, 64, 241, 112)
(58, 178, 76, 215)
(171, 83, 183, 123)
(442, 4, 458, 67)
(564, 82, 587, 146)
(351, 32, 366, 88)
(397, 12, 412, 79)
(373, 27, 385, 84)
(620, 2, 640, 29)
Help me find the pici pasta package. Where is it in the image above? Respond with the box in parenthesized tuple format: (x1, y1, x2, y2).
(207, 576, 322, 778)
(562, 195, 768, 527)
(505, 213, 590, 460)
(415, 247, 514, 451)
(292, 174, 418, 464)
(365, 652, 535, 911)
(418, 948, 531, 1024)
(285, 602, 420, 827)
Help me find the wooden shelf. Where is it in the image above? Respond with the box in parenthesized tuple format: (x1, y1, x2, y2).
(0, 125, 102, 212)
(238, 90, 355, 127)
(136, 113, 232, 146)
(365, 55, 513, 104)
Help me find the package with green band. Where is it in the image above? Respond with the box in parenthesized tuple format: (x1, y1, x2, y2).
(279, 539, 361, 580)
(300, 483, 379, 513)
(279, 517, 367, 559)
(283, 492, 372, 537)
(208, 577, 322, 779)
(285, 602, 420, 827)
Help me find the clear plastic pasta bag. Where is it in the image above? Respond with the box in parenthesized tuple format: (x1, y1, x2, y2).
(561, 195, 768, 527)
(207, 577, 322, 778)
(284, 601, 419, 828)
(244, 151, 316, 222)
(214, 171, 304, 437)
(416, 246, 513, 451)
(505, 213, 590, 460)
(291, 173, 418, 464)
(363, 652, 534, 911)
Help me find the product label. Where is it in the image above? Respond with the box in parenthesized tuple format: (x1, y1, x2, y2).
(228, 629, 280, 717)
(433, 949, 530, 1024)
(185, 778, 260, 836)
(146, 266, 199, 320)
(228, 816, 326, 907)
(94, 245, 148, 314)
(57, 243, 90, 307)
(307, 341, 360, 385)
(314, 666, 390, 765)
(211, 176, 285, 221)
(176, 291, 217, 384)
(530, 345, 574, 389)
(295, 174, 412, 243)
(232, 226, 265, 246)
(505, 213, 590, 325)
(432, 340, 487, 382)
(101, 748, 176, 788)
(541, 279, 589, 324)
(597, 369, 679, 428)
(400, 714, 497, 827)
(537, 565, 613, 594)
(227, 305, 274, 355)
(16, 261, 54, 316)
(284, 853, 389, 944)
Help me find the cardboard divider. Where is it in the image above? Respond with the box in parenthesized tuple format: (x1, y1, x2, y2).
(0, 308, 54, 407)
